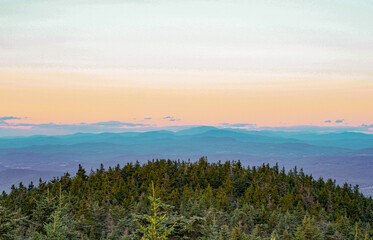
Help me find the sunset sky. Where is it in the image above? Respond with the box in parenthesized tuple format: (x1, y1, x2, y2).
(1, 0, 373, 135)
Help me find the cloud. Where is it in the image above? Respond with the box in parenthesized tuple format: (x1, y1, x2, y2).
(0, 116, 24, 126)
(0, 116, 22, 121)
(324, 119, 344, 124)
(219, 123, 257, 128)
(163, 116, 180, 122)
(0, 120, 156, 136)
(143, 117, 152, 120)
(258, 124, 373, 133)
(169, 119, 179, 122)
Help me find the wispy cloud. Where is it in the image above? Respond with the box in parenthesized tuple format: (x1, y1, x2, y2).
(0, 116, 22, 121)
(335, 119, 344, 123)
(324, 120, 332, 123)
(0, 116, 24, 126)
(259, 124, 373, 133)
(163, 116, 180, 122)
(0, 120, 156, 136)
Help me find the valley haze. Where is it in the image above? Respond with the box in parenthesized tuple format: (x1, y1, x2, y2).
(1, 126, 372, 197)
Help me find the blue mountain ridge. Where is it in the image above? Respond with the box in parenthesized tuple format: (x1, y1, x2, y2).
(0, 126, 372, 195)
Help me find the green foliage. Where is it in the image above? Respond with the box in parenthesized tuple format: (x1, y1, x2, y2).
(0, 204, 22, 239)
(231, 226, 246, 240)
(294, 216, 321, 240)
(138, 181, 176, 240)
(34, 210, 70, 240)
(0, 157, 372, 239)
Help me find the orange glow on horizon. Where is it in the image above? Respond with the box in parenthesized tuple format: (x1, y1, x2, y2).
(1, 71, 372, 127)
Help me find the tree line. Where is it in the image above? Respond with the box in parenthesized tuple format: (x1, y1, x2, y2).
(1, 157, 372, 239)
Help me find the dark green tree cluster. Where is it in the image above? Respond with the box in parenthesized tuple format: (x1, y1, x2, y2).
(1, 157, 372, 239)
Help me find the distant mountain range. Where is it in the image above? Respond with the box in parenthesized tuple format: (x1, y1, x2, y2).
(1, 126, 373, 195)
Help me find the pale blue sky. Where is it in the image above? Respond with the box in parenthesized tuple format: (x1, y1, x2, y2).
(1, 0, 372, 78)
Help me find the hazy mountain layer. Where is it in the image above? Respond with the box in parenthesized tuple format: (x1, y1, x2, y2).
(0, 126, 372, 195)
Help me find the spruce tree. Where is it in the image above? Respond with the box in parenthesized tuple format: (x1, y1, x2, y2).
(294, 216, 321, 240)
(0, 204, 20, 239)
(138, 181, 176, 240)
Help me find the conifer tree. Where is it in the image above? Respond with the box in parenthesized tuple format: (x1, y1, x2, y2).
(294, 216, 321, 240)
(324, 223, 336, 240)
(282, 228, 291, 240)
(220, 225, 231, 240)
(0, 159, 372, 239)
(34, 210, 69, 240)
(138, 181, 176, 240)
(231, 226, 247, 240)
(0, 204, 20, 239)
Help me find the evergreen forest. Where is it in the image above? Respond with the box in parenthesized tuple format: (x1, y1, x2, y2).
(1, 157, 372, 239)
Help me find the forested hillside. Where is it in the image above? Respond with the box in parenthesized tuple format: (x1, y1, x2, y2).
(1, 158, 372, 239)
(2, 128, 373, 196)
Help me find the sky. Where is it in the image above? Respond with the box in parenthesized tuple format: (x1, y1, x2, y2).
(0, 0, 373, 135)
